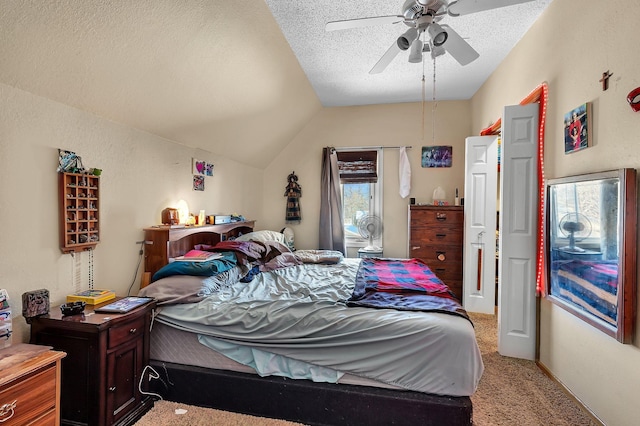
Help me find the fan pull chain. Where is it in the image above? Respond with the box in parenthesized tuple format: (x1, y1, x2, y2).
(432, 56, 437, 144)
(421, 73, 426, 141)
(421, 38, 427, 142)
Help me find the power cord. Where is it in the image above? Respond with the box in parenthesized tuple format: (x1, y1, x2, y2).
(138, 365, 164, 401)
(127, 241, 145, 296)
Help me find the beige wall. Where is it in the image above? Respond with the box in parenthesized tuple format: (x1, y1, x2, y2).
(262, 101, 471, 258)
(0, 82, 264, 344)
(471, 0, 640, 424)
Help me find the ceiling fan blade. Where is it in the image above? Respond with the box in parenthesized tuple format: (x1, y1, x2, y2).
(369, 41, 402, 74)
(440, 25, 479, 66)
(447, 0, 535, 16)
(326, 15, 404, 31)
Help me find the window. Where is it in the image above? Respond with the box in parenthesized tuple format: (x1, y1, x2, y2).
(336, 148, 383, 247)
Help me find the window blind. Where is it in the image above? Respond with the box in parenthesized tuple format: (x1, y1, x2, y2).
(336, 150, 378, 183)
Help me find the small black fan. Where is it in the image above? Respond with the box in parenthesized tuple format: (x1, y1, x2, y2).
(559, 212, 592, 253)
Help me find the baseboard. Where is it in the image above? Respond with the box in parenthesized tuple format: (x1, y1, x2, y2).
(535, 360, 604, 426)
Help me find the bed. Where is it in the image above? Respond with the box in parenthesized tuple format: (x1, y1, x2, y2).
(139, 225, 483, 425)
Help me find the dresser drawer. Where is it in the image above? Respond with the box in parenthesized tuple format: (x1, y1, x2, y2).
(410, 246, 463, 264)
(410, 208, 463, 227)
(109, 315, 145, 349)
(409, 226, 462, 246)
(428, 263, 463, 282)
(0, 364, 56, 425)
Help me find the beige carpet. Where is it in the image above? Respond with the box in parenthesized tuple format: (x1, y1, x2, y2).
(469, 312, 598, 426)
(134, 400, 304, 426)
(136, 312, 599, 426)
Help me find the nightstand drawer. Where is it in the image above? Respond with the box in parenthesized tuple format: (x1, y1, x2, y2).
(0, 365, 56, 425)
(109, 316, 145, 349)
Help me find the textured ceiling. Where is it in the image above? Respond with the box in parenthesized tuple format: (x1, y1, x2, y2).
(265, 0, 553, 106)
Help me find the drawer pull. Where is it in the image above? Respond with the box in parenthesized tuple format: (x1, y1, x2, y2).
(129, 328, 137, 334)
(436, 213, 447, 221)
(411, 246, 421, 250)
(437, 252, 446, 261)
(109, 386, 116, 392)
(435, 234, 446, 238)
(435, 268, 446, 274)
(0, 400, 16, 422)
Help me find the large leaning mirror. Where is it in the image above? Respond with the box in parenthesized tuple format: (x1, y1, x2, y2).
(546, 168, 637, 343)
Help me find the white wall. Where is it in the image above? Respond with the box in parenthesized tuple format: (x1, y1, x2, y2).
(471, 1, 640, 424)
(262, 101, 471, 258)
(0, 82, 264, 344)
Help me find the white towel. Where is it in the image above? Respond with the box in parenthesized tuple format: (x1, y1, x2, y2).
(399, 146, 411, 198)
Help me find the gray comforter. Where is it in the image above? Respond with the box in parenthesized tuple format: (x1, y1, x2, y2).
(144, 258, 484, 396)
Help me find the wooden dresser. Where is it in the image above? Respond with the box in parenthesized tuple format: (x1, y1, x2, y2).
(408, 205, 464, 301)
(29, 299, 156, 426)
(0, 344, 65, 425)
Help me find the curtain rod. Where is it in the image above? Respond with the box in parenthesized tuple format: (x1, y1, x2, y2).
(338, 146, 412, 150)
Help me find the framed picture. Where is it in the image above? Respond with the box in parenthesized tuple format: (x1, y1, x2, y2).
(546, 169, 637, 343)
(563, 103, 592, 154)
(193, 159, 214, 176)
(421, 146, 452, 168)
(193, 175, 205, 191)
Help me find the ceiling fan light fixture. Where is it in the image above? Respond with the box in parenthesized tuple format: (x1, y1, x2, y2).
(427, 22, 448, 47)
(430, 44, 446, 59)
(397, 27, 418, 50)
(408, 38, 423, 63)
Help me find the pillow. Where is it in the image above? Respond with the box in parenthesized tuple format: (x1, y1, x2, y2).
(235, 230, 285, 244)
(139, 266, 244, 305)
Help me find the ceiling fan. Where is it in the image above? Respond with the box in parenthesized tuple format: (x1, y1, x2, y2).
(325, 0, 535, 74)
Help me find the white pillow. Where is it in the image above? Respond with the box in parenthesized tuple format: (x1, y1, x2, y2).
(235, 230, 285, 244)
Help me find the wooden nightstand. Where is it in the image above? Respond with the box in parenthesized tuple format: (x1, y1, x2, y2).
(29, 298, 156, 426)
(0, 344, 65, 425)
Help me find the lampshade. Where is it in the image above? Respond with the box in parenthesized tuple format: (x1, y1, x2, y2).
(176, 199, 190, 224)
(408, 38, 423, 63)
(427, 23, 448, 47)
(397, 28, 418, 51)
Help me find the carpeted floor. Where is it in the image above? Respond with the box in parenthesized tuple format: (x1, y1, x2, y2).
(468, 312, 598, 426)
(135, 312, 599, 426)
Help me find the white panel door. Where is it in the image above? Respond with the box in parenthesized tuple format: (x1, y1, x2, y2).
(463, 136, 498, 313)
(498, 103, 539, 360)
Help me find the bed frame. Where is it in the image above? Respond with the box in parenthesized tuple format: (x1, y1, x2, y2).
(142, 225, 474, 425)
(148, 361, 473, 426)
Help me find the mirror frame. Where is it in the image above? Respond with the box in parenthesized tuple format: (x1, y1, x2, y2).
(545, 168, 637, 343)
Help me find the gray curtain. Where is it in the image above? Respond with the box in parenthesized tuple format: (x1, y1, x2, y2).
(319, 147, 345, 253)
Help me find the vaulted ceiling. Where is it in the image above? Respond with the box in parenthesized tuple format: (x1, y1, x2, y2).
(0, 0, 550, 168)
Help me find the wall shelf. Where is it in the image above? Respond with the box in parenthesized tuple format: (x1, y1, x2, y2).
(59, 172, 100, 253)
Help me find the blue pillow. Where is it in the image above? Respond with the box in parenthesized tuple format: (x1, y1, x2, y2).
(152, 251, 237, 282)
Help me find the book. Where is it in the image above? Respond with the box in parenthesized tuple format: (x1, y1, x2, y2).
(67, 289, 116, 305)
(174, 249, 221, 262)
(94, 297, 154, 314)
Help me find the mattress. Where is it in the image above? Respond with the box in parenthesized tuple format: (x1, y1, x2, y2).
(150, 321, 401, 390)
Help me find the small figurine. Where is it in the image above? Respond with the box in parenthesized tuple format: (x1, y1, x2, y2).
(284, 171, 302, 223)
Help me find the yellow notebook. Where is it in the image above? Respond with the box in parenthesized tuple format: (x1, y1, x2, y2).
(66, 289, 116, 305)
